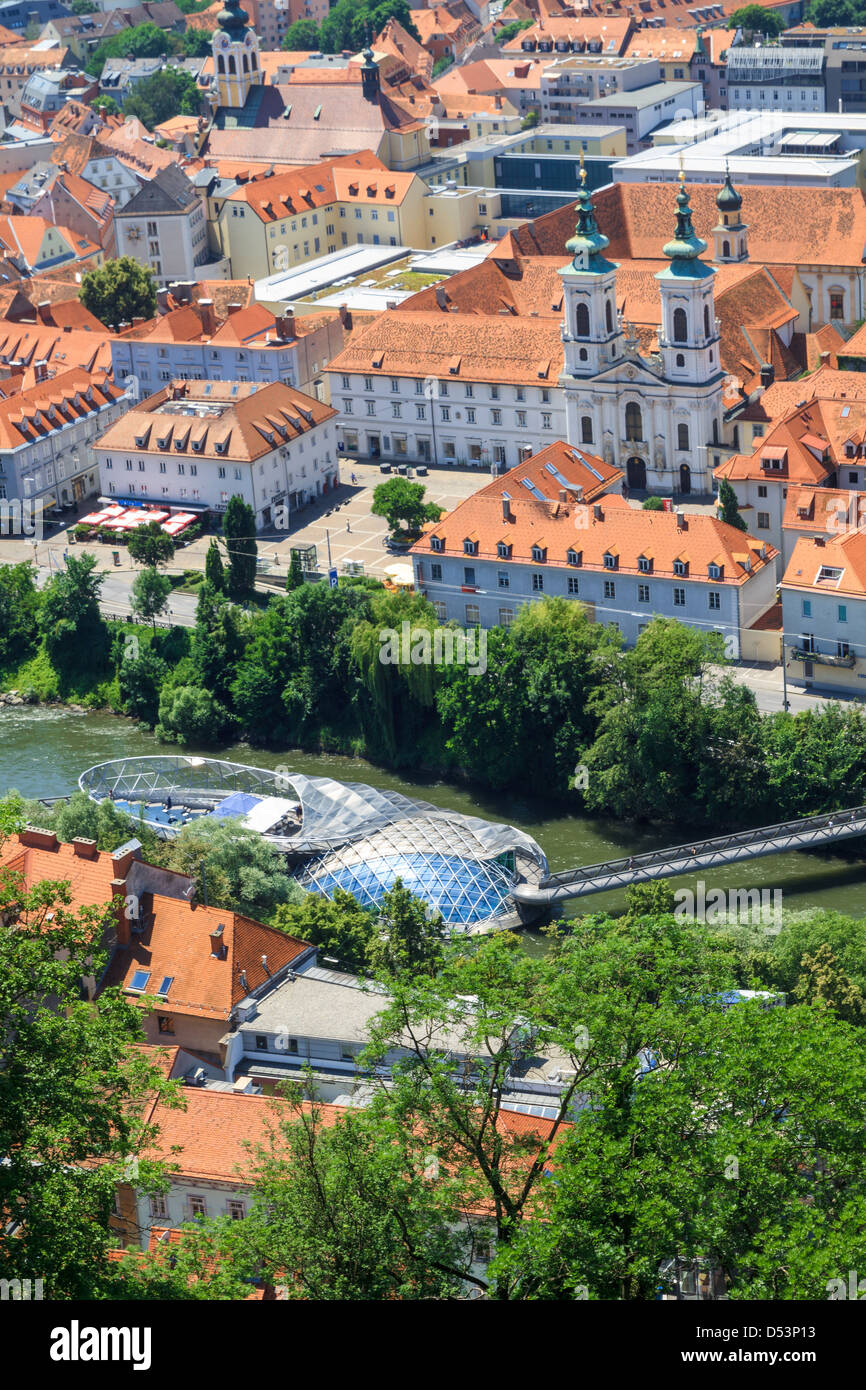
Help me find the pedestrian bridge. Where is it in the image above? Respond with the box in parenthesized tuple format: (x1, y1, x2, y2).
(511, 807, 866, 907)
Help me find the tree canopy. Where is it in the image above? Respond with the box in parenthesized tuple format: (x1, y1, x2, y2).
(80, 256, 157, 331)
(728, 4, 786, 33)
(127, 520, 176, 569)
(370, 478, 442, 535)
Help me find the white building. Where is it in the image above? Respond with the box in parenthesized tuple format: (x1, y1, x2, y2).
(114, 164, 212, 286)
(94, 379, 338, 529)
(559, 169, 725, 497)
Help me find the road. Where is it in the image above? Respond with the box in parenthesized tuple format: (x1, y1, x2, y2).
(709, 662, 865, 715)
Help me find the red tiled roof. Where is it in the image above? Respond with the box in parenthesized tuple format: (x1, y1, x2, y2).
(414, 469, 775, 583)
(102, 897, 311, 1022)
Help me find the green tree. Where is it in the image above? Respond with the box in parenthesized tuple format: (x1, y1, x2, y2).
(39, 552, 110, 685)
(371, 478, 442, 536)
(131, 567, 173, 629)
(642, 495, 665, 510)
(87, 21, 173, 76)
(80, 256, 157, 331)
(204, 538, 225, 592)
(72, 0, 97, 11)
(116, 645, 170, 726)
(127, 519, 176, 568)
(271, 888, 377, 972)
(91, 93, 119, 115)
(286, 548, 304, 591)
(804, 0, 861, 23)
(154, 683, 229, 745)
(728, 4, 786, 34)
(717, 477, 748, 532)
(222, 496, 258, 599)
(122, 67, 202, 127)
(282, 18, 321, 48)
(367, 879, 445, 978)
(0, 829, 177, 1298)
(0, 561, 40, 669)
(496, 18, 533, 42)
(162, 816, 304, 919)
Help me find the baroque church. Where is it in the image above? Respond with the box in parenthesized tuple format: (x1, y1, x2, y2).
(559, 167, 747, 498)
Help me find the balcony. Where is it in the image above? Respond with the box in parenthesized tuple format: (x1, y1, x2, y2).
(791, 646, 856, 668)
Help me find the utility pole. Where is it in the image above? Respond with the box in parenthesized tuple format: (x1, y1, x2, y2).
(326, 527, 332, 569)
(781, 633, 789, 713)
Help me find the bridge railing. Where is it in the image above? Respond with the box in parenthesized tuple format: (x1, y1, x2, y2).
(538, 805, 866, 892)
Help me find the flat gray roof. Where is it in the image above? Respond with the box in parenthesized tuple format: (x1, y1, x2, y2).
(586, 80, 702, 109)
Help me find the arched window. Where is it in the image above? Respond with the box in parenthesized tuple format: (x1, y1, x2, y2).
(579, 347, 588, 362)
(625, 402, 642, 442)
(673, 307, 687, 343)
(228, 54, 236, 75)
(712, 418, 719, 444)
(704, 303, 711, 338)
(242, 53, 249, 73)
(677, 422, 689, 451)
(217, 53, 225, 73)
(605, 299, 613, 333)
(251, 51, 258, 69)
(581, 415, 593, 444)
(575, 302, 590, 337)
(722, 239, 730, 258)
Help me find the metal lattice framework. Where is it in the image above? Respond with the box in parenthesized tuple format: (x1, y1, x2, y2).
(79, 756, 548, 930)
(512, 807, 866, 906)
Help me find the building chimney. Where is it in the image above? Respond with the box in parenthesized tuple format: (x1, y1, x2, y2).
(593, 502, 603, 521)
(815, 536, 826, 548)
(760, 362, 774, 388)
(19, 827, 58, 851)
(33, 359, 48, 383)
(559, 488, 568, 502)
(72, 837, 98, 859)
(434, 285, 448, 310)
(111, 840, 140, 882)
(226, 302, 242, 316)
(338, 302, 352, 329)
(209, 922, 226, 958)
(199, 297, 216, 335)
(278, 309, 295, 340)
(819, 351, 830, 366)
(675, 508, 687, 530)
(111, 877, 132, 946)
(502, 496, 512, 521)
(36, 300, 53, 325)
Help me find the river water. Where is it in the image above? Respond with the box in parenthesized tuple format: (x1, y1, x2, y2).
(2, 704, 865, 925)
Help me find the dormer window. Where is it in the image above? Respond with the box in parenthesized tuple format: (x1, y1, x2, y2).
(497, 541, 511, 559)
(708, 562, 721, 580)
(566, 548, 581, 566)
(638, 556, 651, 573)
(603, 552, 617, 569)
(674, 559, 687, 576)
(463, 538, 478, 555)
(846, 442, 856, 458)
(531, 544, 546, 563)
(431, 535, 444, 552)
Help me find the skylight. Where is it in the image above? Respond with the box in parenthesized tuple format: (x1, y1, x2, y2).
(157, 976, 173, 997)
(129, 970, 151, 992)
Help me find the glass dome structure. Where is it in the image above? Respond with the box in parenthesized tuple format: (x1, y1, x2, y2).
(78, 757, 548, 934)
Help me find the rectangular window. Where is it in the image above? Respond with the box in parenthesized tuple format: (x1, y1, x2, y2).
(674, 588, 686, 606)
(465, 604, 480, 624)
(567, 577, 579, 594)
(604, 580, 615, 599)
(638, 584, 650, 603)
(709, 591, 721, 611)
(189, 1196, 207, 1219)
(498, 570, 509, 589)
(802, 599, 812, 617)
(757, 512, 770, 529)
(838, 604, 848, 623)
(757, 484, 768, 497)
(499, 607, 514, 627)
(532, 572, 544, 591)
(431, 562, 442, 581)
(463, 567, 476, 587)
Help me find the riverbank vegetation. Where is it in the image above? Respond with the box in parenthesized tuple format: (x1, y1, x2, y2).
(4, 558, 866, 831)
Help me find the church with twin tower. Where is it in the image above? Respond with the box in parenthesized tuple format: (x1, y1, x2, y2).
(212, 0, 262, 109)
(559, 167, 740, 498)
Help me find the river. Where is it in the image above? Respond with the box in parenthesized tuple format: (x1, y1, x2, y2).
(2, 704, 865, 926)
